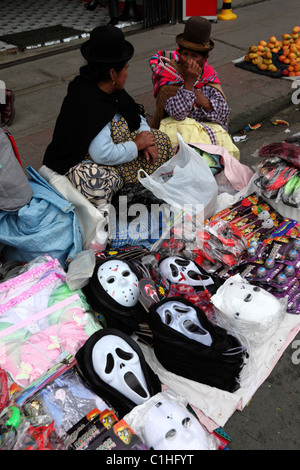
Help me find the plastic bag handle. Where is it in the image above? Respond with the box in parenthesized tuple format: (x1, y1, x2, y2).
(137, 169, 150, 180)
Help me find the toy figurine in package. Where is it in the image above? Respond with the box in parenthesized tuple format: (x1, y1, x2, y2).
(16, 356, 108, 437)
(254, 157, 298, 199)
(211, 193, 283, 238)
(67, 408, 148, 450)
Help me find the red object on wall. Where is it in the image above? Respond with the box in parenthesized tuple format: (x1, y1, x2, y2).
(183, 0, 217, 20)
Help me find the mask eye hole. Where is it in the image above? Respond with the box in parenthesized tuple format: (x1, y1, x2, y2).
(116, 348, 133, 361)
(105, 353, 114, 373)
(175, 258, 189, 267)
(165, 309, 173, 325)
(174, 306, 190, 314)
(253, 286, 261, 291)
(165, 429, 176, 440)
(107, 277, 115, 284)
(122, 270, 131, 277)
(170, 264, 179, 277)
(244, 294, 252, 302)
(182, 417, 191, 428)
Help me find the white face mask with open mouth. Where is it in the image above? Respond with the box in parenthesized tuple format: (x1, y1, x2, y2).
(144, 399, 210, 450)
(211, 274, 282, 326)
(92, 335, 151, 405)
(97, 259, 140, 307)
(156, 300, 213, 346)
(159, 256, 214, 288)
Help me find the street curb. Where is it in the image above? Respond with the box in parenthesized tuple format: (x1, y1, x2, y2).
(229, 90, 294, 133)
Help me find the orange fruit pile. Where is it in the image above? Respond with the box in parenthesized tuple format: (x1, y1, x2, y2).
(244, 26, 300, 76)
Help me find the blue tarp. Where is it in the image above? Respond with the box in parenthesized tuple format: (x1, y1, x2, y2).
(0, 166, 82, 268)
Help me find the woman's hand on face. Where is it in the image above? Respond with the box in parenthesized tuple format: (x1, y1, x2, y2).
(144, 145, 158, 164)
(134, 131, 156, 151)
(183, 59, 202, 90)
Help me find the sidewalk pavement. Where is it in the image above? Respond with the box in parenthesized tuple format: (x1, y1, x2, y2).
(1, 0, 300, 171)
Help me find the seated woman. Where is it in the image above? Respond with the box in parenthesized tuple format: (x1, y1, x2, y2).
(149, 16, 240, 160)
(43, 25, 174, 209)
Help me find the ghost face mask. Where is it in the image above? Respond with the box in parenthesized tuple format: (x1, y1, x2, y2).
(158, 256, 216, 292)
(144, 399, 210, 450)
(148, 297, 247, 392)
(75, 329, 161, 417)
(97, 258, 140, 307)
(92, 334, 150, 406)
(156, 300, 212, 346)
(211, 274, 283, 327)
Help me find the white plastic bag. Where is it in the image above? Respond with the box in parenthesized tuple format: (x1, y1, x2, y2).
(137, 133, 218, 219)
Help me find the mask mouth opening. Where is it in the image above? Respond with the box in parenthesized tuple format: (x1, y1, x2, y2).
(165, 429, 177, 441)
(124, 371, 149, 399)
(183, 319, 208, 336)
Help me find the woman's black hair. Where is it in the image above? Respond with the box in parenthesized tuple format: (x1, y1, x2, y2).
(80, 60, 128, 82)
(79, 59, 146, 130)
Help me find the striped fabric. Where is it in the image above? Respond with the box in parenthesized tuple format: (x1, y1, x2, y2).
(149, 49, 220, 98)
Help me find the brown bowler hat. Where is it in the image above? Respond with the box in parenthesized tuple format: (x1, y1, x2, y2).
(176, 17, 215, 53)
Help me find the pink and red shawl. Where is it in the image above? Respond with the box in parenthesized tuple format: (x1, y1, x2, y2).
(149, 49, 221, 98)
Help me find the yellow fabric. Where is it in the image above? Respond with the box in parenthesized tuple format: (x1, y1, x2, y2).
(159, 117, 240, 161)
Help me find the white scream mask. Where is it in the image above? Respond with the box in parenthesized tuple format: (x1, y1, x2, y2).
(92, 335, 150, 405)
(156, 301, 212, 345)
(211, 274, 283, 327)
(159, 256, 214, 288)
(144, 399, 210, 450)
(97, 259, 139, 307)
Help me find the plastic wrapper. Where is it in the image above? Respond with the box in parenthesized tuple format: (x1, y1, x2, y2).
(257, 141, 300, 168)
(0, 292, 101, 388)
(177, 217, 248, 271)
(0, 367, 9, 412)
(18, 359, 108, 437)
(0, 255, 66, 306)
(123, 390, 220, 451)
(66, 249, 96, 290)
(254, 157, 298, 199)
(0, 404, 69, 450)
(276, 171, 300, 208)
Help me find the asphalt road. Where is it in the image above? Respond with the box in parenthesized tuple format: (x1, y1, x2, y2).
(233, 96, 300, 170)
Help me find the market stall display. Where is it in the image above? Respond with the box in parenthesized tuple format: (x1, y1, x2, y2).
(0, 131, 300, 451)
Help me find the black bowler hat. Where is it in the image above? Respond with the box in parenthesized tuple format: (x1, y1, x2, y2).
(81, 25, 134, 64)
(176, 16, 215, 53)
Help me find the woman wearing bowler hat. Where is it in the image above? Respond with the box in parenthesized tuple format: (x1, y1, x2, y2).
(43, 25, 174, 209)
(149, 17, 239, 160)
